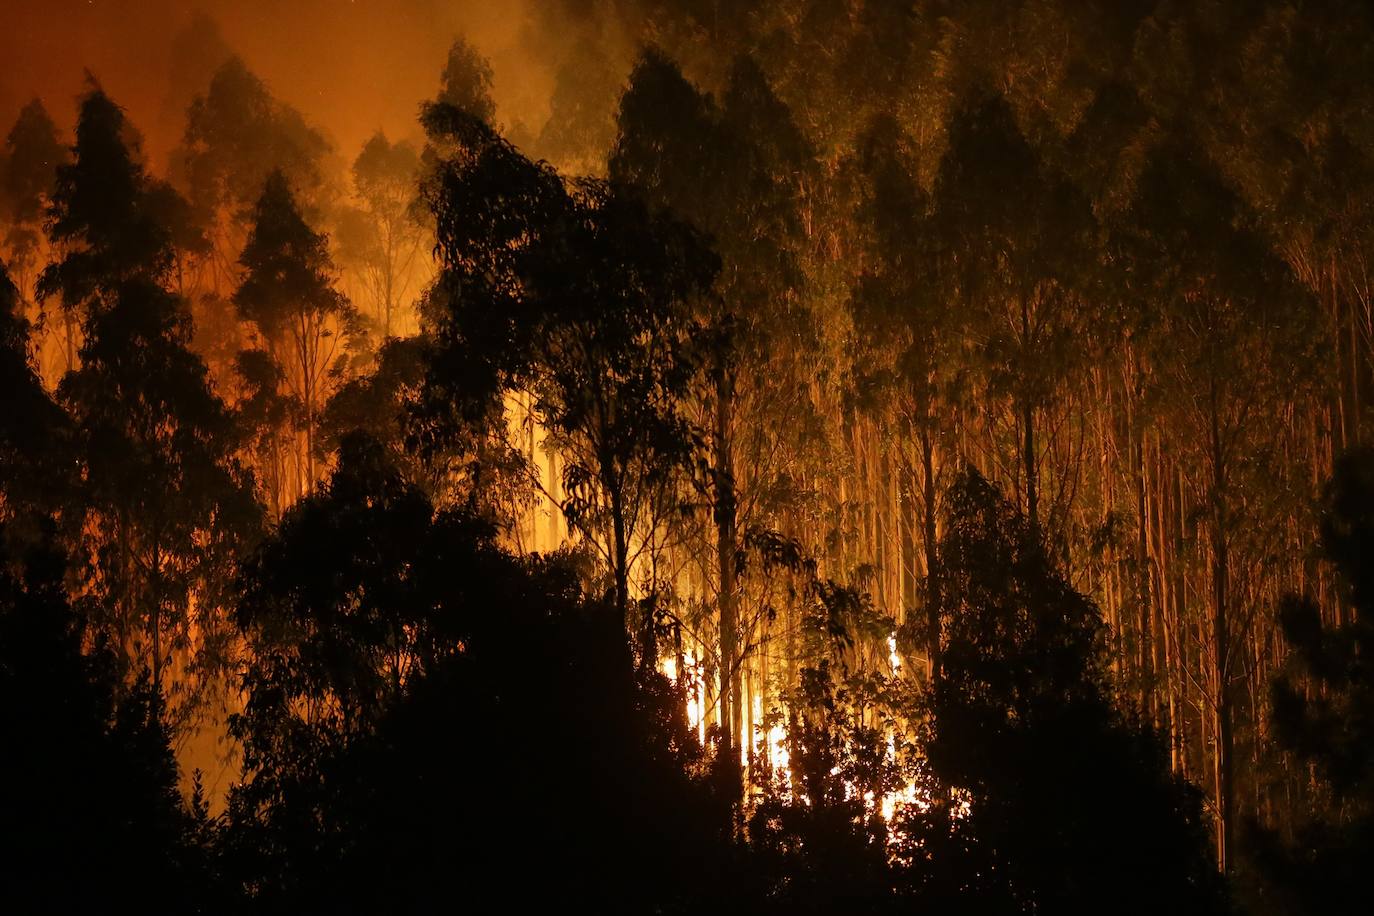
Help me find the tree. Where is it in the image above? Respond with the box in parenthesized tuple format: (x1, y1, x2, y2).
(337, 131, 427, 338)
(1, 98, 65, 301)
(1259, 447, 1374, 913)
(931, 91, 1094, 535)
(41, 86, 261, 717)
(234, 169, 356, 493)
(610, 48, 816, 764)
(532, 30, 625, 175)
(225, 433, 735, 912)
(180, 56, 331, 292)
(155, 11, 234, 154)
(1124, 130, 1320, 872)
(233, 347, 300, 520)
(847, 112, 962, 683)
(436, 35, 497, 123)
(419, 99, 715, 650)
(912, 468, 1226, 914)
(0, 259, 74, 542)
(530, 179, 711, 652)
(747, 560, 912, 916)
(38, 86, 178, 309)
(0, 532, 219, 913)
(318, 335, 444, 497)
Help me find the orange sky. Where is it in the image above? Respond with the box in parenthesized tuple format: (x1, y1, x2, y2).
(0, 0, 554, 169)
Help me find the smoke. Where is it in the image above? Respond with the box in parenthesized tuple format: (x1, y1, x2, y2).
(0, 1, 557, 170)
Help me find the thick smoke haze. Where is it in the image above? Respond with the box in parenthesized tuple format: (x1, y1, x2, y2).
(0, 0, 554, 164)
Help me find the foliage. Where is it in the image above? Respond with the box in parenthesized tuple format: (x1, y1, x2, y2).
(235, 168, 357, 490)
(915, 468, 1226, 914)
(42, 86, 260, 723)
(225, 435, 736, 913)
(436, 36, 497, 124)
(0, 533, 220, 913)
(1258, 447, 1374, 914)
(418, 98, 715, 639)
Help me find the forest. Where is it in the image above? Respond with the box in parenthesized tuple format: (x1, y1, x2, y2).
(1, 0, 1373, 912)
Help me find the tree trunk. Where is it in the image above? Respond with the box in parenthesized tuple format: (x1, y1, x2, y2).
(1135, 433, 1155, 720)
(610, 481, 630, 636)
(920, 424, 940, 683)
(1023, 398, 1037, 529)
(714, 363, 740, 766)
(1208, 390, 1235, 873)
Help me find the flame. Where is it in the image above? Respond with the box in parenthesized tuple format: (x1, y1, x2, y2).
(661, 651, 707, 745)
(659, 631, 935, 824)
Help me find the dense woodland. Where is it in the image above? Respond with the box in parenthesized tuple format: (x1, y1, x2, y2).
(3, 1, 1374, 912)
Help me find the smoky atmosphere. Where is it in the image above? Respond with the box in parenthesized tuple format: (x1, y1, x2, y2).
(0, 2, 1370, 913)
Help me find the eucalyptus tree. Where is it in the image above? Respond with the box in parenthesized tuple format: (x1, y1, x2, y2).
(0, 261, 73, 543)
(225, 431, 733, 913)
(39, 86, 261, 715)
(180, 57, 331, 292)
(0, 534, 217, 914)
(916, 469, 1226, 915)
(610, 49, 815, 758)
(234, 169, 357, 493)
(437, 36, 498, 124)
(1263, 447, 1374, 913)
(319, 336, 443, 499)
(1124, 129, 1321, 872)
(931, 91, 1095, 537)
(533, 30, 625, 176)
(233, 348, 300, 521)
(1, 99, 65, 303)
(846, 113, 963, 682)
(337, 131, 426, 338)
(418, 99, 714, 656)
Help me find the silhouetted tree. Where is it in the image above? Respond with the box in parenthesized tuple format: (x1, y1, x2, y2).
(156, 11, 234, 157)
(1, 98, 65, 300)
(420, 100, 714, 645)
(337, 131, 426, 338)
(234, 347, 300, 520)
(533, 30, 625, 175)
(38, 87, 178, 309)
(437, 35, 497, 124)
(0, 260, 73, 543)
(235, 169, 356, 492)
(611, 49, 816, 752)
(910, 468, 1226, 915)
(318, 335, 443, 496)
(181, 57, 331, 291)
(42, 86, 260, 717)
(748, 573, 910, 916)
(0, 532, 220, 913)
(225, 433, 736, 912)
(932, 93, 1094, 535)
(1125, 129, 1320, 871)
(1259, 447, 1374, 913)
(847, 112, 962, 683)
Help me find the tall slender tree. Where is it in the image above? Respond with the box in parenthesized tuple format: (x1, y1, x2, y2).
(611, 49, 816, 763)
(234, 169, 355, 493)
(180, 57, 331, 292)
(1, 99, 65, 303)
(1125, 130, 1320, 871)
(931, 92, 1094, 537)
(337, 131, 427, 338)
(39, 86, 260, 715)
